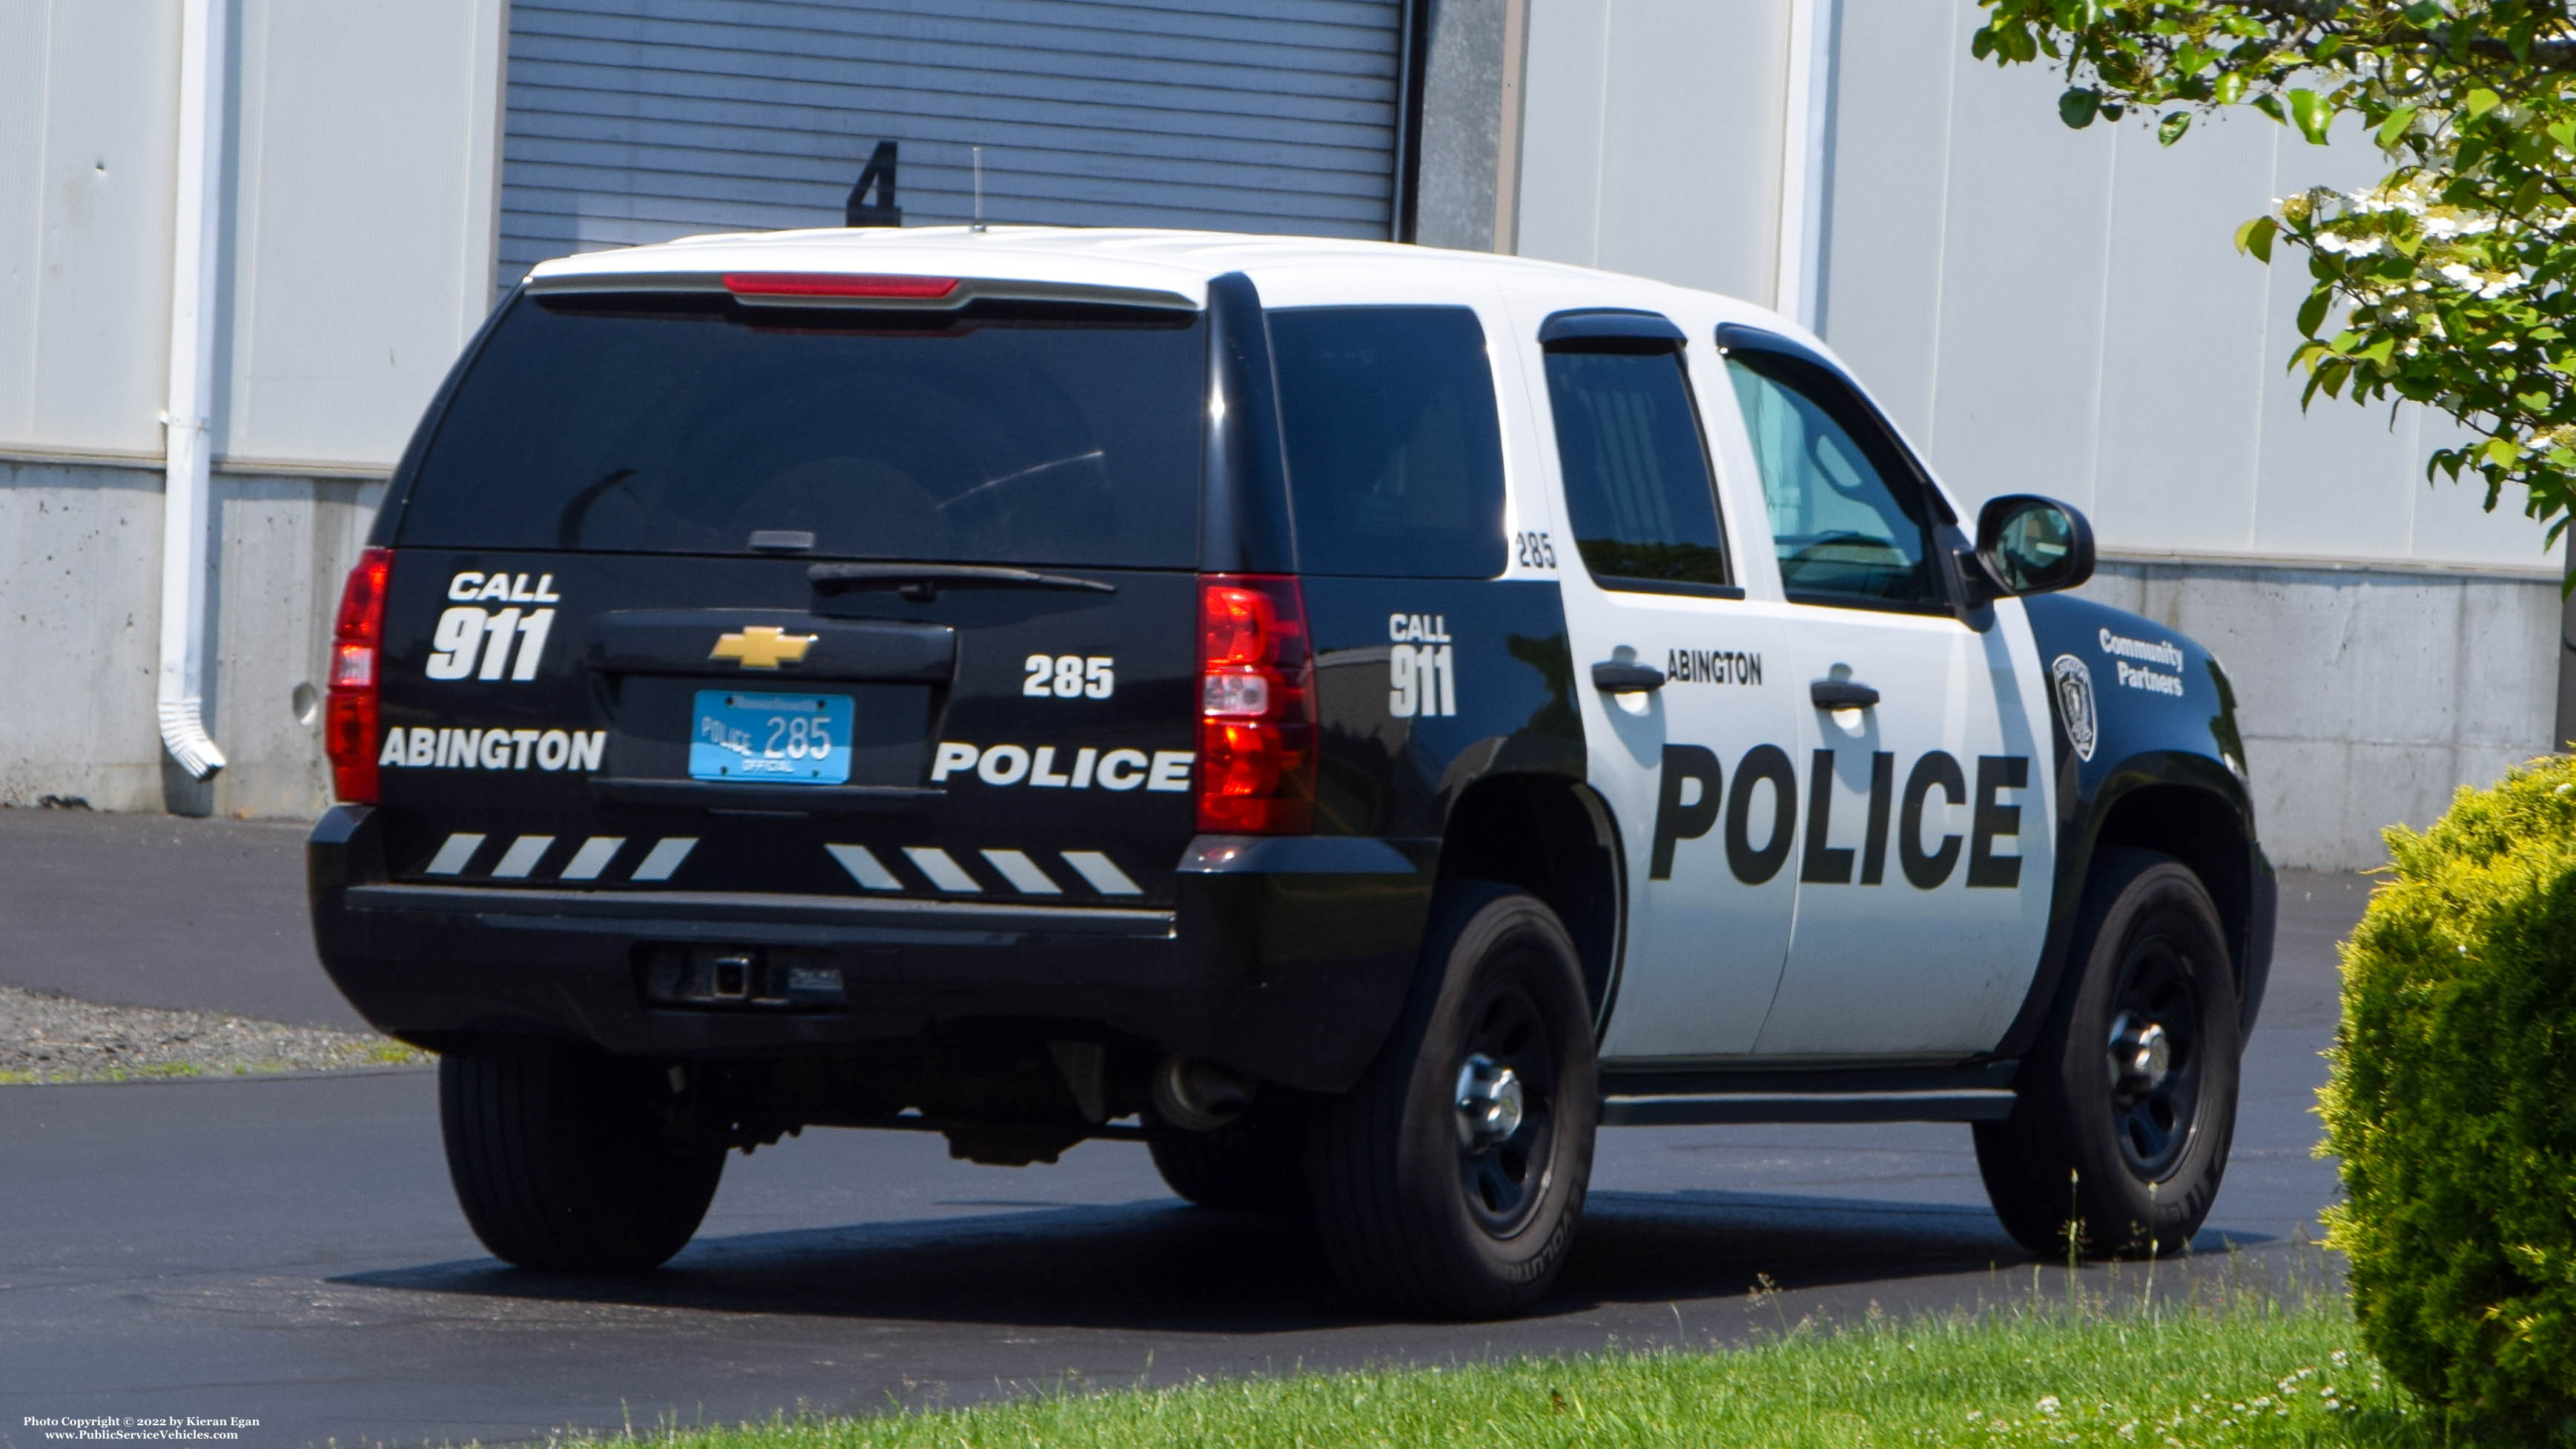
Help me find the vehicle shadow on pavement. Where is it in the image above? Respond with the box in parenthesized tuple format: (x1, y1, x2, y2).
(337, 1186, 2269, 1330)
(1579, 1189, 2269, 1304)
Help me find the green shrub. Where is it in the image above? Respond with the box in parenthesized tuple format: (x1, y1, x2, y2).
(2322, 754, 2576, 1439)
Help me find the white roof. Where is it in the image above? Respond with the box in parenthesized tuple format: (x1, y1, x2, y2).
(523, 225, 1795, 333)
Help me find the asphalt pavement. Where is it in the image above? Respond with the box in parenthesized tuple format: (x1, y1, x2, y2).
(0, 810, 2373, 1449)
(0, 808, 358, 1030)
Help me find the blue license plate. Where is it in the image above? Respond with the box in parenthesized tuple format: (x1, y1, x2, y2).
(688, 690, 854, 785)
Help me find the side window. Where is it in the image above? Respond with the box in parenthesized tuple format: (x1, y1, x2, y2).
(1725, 352, 1940, 607)
(1269, 306, 1506, 578)
(1542, 346, 1732, 595)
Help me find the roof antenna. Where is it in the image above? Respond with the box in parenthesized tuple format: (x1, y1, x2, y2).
(971, 146, 986, 232)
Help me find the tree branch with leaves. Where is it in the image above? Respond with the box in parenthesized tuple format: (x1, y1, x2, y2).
(1973, 0, 2576, 561)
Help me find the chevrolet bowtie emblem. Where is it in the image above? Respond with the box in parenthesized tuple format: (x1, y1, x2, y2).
(710, 626, 818, 670)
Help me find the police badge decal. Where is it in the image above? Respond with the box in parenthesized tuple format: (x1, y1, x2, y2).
(2050, 654, 2098, 762)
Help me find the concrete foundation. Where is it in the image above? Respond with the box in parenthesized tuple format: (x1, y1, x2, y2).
(2080, 555, 2559, 872)
(0, 452, 381, 821)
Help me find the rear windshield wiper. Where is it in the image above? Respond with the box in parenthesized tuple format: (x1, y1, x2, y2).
(807, 562, 1117, 602)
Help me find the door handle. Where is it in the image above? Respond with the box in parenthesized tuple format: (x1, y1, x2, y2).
(1809, 679, 1880, 709)
(1590, 661, 1668, 692)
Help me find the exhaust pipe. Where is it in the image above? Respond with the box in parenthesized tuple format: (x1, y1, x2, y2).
(1151, 1057, 1257, 1132)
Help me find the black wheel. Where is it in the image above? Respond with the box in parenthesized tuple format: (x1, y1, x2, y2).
(1975, 849, 2241, 1258)
(1306, 883, 1597, 1319)
(1144, 1106, 1307, 1212)
(439, 1045, 724, 1271)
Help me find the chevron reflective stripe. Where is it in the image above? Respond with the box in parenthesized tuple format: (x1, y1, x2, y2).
(825, 843, 902, 891)
(980, 849, 1062, 894)
(1057, 851, 1142, 897)
(629, 837, 698, 882)
(490, 835, 555, 879)
(558, 836, 624, 881)
(903, 847, 982, 893)
(424, 834, 486, 876)
(418, 830, 1137, 896)
(417, 834, 695, 881)
(828, 843, 1139, 897)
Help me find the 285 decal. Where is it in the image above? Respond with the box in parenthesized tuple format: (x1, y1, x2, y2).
(1023, 654, 1114, 699)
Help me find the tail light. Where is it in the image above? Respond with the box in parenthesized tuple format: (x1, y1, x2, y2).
(721, 272, 959, 300)
(1197, 574, 1316, 834)
(324, 547, 393, 804)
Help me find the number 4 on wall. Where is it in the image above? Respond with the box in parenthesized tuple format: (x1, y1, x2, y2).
(846, 141, 900, 228)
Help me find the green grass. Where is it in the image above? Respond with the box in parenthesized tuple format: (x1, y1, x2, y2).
(0, 1061, 204, 1086)
(0, 1041, 429, 1086)
(573, 1280, 2489, 1449)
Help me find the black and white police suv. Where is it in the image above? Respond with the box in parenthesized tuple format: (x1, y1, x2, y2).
(310, 228, 2276, 1318)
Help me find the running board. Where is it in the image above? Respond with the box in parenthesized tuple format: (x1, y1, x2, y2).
(1599, 1089, 2017, 1126)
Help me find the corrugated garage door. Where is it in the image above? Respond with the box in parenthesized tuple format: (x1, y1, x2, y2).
(498, 0, 1410, 285)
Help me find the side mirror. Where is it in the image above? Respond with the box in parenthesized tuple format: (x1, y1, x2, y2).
(1972, 494, 2095, 599)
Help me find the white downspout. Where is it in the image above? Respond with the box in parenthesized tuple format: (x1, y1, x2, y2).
(158, 0, 228, 780)
(1773, 0, 1834, 332)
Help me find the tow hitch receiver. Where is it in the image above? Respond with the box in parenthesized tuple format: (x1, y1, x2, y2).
(641, 945, 847, 1008)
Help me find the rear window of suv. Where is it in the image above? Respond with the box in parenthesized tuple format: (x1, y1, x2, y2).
(396, 292, 1206, 568)
(1269, 306, 1506, 578)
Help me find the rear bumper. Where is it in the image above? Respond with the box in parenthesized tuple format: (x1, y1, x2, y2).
(307, 806, 1434, 1092)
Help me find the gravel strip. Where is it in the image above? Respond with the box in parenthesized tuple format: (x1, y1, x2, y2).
(0, 984, 426, 1083)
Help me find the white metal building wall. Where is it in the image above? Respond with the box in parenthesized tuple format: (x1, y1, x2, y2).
(498, 0, 1409, 285)
(1510, 0, 1791, 313)
(0, 0, 185, 458)
(1814, 0, 2546, 573)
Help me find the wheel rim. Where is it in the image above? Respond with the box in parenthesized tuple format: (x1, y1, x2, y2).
(2103, 931, 2204, 1181)
(1450, 974, 1558, 1238)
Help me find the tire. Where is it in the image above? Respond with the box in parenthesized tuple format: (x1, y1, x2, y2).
(1975, 849, 2242, 1258)
(439, 1045, 725, 1271)
(1144, 1106, 1307, 1213)
(1306, 882, 1598, 1319)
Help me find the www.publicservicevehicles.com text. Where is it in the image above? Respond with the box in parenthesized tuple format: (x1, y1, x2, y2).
(22, 1419, 258, 1440)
